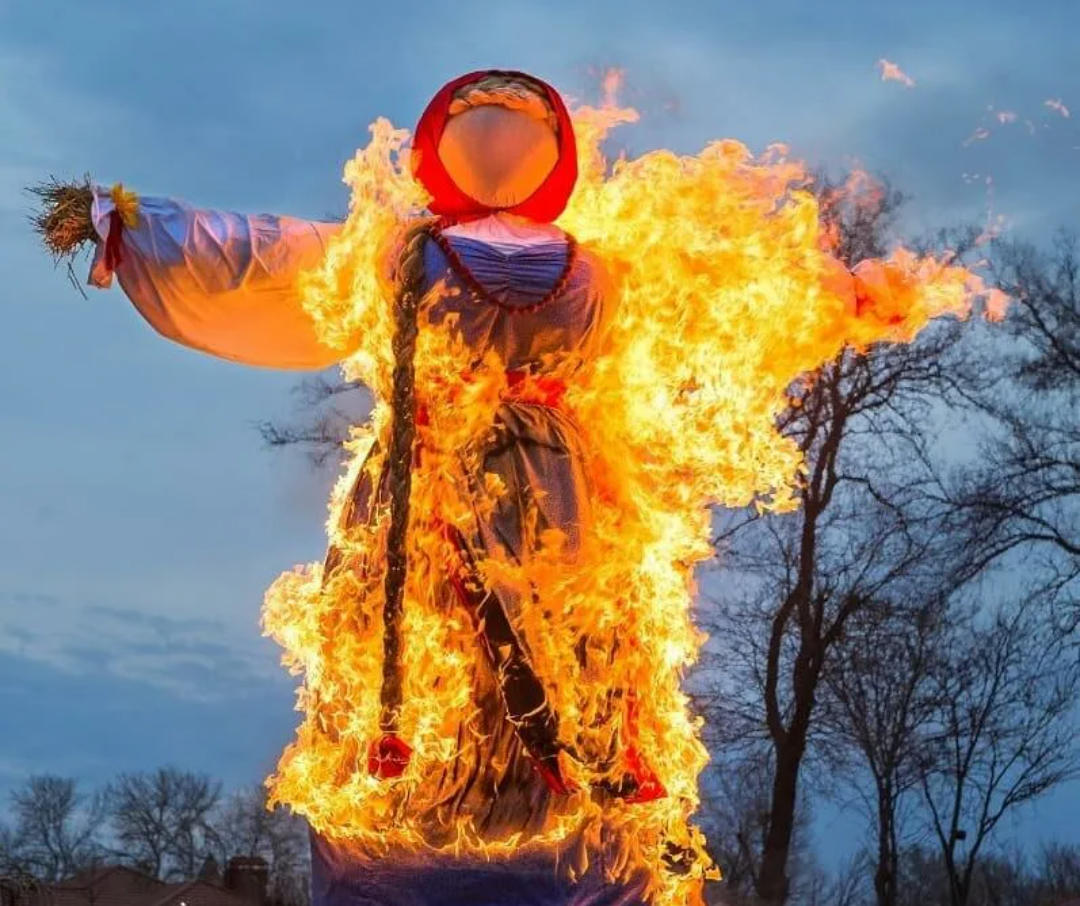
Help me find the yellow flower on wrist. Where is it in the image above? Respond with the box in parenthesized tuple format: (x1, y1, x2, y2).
(110, 182, 140, 229)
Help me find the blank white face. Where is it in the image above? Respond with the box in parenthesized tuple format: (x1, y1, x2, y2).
(437, 105, 559, 209)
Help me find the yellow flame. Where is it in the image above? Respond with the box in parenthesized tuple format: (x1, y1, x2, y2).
(261, 88, 999, 906)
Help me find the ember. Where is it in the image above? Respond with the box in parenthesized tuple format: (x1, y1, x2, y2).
(877, 58, 916, 88)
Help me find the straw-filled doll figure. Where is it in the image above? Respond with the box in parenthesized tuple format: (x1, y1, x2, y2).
(32, 69, 983, 906)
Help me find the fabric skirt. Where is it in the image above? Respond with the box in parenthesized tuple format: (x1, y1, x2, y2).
(310, 831, 652, 906)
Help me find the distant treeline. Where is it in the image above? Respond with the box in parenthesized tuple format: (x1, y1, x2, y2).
(0, 770, 309, 906)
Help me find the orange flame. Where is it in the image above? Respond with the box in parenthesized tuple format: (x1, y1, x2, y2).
(260, 84, 999, 906)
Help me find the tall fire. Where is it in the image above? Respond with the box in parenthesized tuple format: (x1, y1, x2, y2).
(30, 68, 1003, 906)
(259, 76, 1000, 906)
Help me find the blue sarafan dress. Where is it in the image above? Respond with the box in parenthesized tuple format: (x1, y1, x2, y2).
(86, 191, 659, 906)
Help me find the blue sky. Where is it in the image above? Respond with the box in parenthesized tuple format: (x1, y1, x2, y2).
(1, 0, 1078, 868)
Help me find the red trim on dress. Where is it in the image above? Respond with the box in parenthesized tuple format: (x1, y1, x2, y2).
(429, 221, 578, 315)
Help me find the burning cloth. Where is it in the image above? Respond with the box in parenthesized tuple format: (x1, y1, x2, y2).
(52, 69, 997, 906)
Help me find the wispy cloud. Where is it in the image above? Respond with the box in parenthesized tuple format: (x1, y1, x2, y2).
(0, 651, 294, 797)
(0, 594, 279, 701)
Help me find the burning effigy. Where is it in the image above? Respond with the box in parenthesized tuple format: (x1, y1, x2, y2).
(32, 69, 1000, 906)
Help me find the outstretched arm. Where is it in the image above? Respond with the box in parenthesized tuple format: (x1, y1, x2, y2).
(88, 185, 345, 370)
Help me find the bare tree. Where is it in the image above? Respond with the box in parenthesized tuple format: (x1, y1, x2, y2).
(707, 317, 975, 905)
(0, 872, 45, 906)
(800, 854, 869, 906)
(5, 776, 105, 881)
(107, 768, 221, 880)
(1035, 841, 1080, 899)
(938, 233, 1080, 621)
(896, 842, 1080, 906)
(968, 847, 1033, 906)
(256, 376, 369, 469)
(700, 174, 981, 904)
(823, 597, 949, 906)
(0, 825, 20, 875)
(697, 750, 819, 905)
(915, 600, 1080, 906)
(895, 846, 951, 906)
(211, 786, 310, 906)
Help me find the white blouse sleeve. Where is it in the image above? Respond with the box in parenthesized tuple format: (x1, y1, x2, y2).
(88, 186, 345, 370)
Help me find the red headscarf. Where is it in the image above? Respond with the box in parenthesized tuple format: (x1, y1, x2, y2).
(410, 70, 578, 223)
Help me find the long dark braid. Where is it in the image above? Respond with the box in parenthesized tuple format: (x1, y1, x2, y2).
(379, 218, 437, 735)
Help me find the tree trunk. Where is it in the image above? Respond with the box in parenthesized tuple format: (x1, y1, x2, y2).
(875, 797, 897, 906)
(756, 743, 802, 904)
